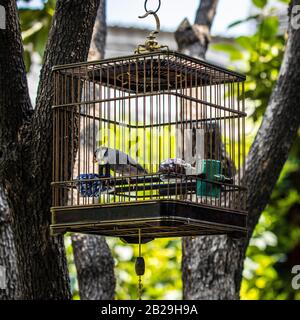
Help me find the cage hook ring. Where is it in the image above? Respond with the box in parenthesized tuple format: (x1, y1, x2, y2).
(144, 0, 161, 14)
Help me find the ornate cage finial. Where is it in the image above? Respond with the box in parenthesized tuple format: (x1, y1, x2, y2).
(135, 0, 168, 54)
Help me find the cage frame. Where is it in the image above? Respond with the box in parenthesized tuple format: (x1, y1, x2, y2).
(50, 50, 248, 243)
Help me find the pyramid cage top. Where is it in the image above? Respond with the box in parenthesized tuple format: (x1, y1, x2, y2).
(52, 51, 246, 94)
(51, 51, 247, 242)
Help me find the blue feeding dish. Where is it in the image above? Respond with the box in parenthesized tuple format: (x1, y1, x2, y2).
(77, 174, 103, 197)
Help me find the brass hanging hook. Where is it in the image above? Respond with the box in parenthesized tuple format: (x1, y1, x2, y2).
(134, 0, 168, 54)
(138, 10, 161, 36)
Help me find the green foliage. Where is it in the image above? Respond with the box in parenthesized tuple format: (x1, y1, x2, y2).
(212, 6, 285, 122)
(252, 0, 289, 9)
(252, 0, 268, 9)
(107, 238, 182, 300)
(212, 43, 244, 60)
(65, 236, 182, 300)
(19, 0, 55, 71)
(65, 236, 80, 300)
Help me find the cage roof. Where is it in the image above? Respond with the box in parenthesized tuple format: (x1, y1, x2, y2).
(52, 51, 246, 94)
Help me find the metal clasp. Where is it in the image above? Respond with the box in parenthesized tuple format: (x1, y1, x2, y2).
(134, 3, 168, 54)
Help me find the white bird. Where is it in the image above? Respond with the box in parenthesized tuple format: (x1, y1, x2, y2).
(94, 146, 148, 177)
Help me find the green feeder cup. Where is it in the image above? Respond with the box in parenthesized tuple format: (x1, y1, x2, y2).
(197, 159, 221, 198)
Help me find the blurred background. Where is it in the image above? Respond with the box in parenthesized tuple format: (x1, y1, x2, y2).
(18, 0, 300, 299)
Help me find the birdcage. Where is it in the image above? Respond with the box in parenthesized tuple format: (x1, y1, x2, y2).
(50, 49, 247, 243)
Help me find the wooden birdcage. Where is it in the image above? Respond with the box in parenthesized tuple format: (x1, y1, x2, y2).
(50, 50, 247, 243)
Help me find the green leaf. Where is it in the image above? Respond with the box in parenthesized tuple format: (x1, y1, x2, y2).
(236, 36, 253, 51)
(19, 2, 55, 58)
(252, 0, 268, 8)
(260, 16, 279, 39)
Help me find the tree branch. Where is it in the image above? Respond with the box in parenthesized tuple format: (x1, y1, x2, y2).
(28, 0, 101, 242)
(0, 0, 30, 300)
(33, 0, 101, 142)
(246, 1, 300, 232)
(88, 0, 107, 61)
(0, 0, 32, 181)
(175, 0, 219, 58)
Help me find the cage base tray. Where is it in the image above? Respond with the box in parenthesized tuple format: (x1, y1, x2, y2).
(51, 200, 247, 243)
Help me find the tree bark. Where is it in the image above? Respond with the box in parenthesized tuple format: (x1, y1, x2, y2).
(0, 0, 24, 300)
(0, 0, 100, 299)
(0, 188, 19, 299)
(72, 234, 115, 300)
(71, 0, 116, 301)
(88, 0, 107, 61)
(181, 0, 300, 300)
(175, 0, 219, 58)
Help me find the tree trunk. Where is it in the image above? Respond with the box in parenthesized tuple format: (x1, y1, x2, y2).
(0, 0, 100, 299)
(0, 188, 19, 299)
(88, 0, 107, 61)
(71, 0, 116, 300)
(72, 234, 115, 300)
(181, 0, 300, 300)
(244, 2, 300, 233)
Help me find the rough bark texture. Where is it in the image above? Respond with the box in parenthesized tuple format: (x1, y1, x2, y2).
(0, 1, 21, 300)
(0, 188, 19, 299)
(0, 0, 100, 299)
(181, 0, 300, 300)
(0, 0, 34, 299)
(183, 236, 246, 299)
(72, 234, 115, 300)
(71, 0, 116, 301)
(175, 0, 219, 58)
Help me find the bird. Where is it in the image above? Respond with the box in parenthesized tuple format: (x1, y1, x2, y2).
(94, 146, 148, 177)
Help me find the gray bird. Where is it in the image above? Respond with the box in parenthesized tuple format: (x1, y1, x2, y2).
(94, 146, 148, 177)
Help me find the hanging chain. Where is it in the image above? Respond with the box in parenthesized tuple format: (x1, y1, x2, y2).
(135, 229, 145, 300)
(144, 0, 161, 14)
(138, 229, 143, 300)
(138, 276, 143, 300)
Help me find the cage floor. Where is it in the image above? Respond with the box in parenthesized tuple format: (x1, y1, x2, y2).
(51, 200, 247, 243)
